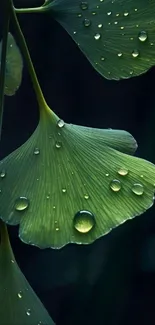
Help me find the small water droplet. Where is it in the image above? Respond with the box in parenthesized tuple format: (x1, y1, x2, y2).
(118, 52, 123, 57)
(55, 141, 62, 149)
(107, 11, 112, 16)
(132, 183, 144, 195)
(57, 119, 65, 128)
(14, 197, 29, 211)
(83, 18, 91, 27)
(138, 31, 148, 42)
(98, 23, 103, 28)
(34, 148, 40, 155)
(17, 291, 22, 299)
(84, 194, 89, 199)
(124, 12, 129, 16)
(62, 188, 67, 193)
(56, 227, 59, 231)
(73, 210, 95, 233)
(110, 179, 121, 192)
(80, 1, 88, 10)
(0, 170, 6, 178)
(94, 33, 101, 40)
(132, 49, 139, 58)
(105, 173, 109, 177)
(118, 168, 128, 176)
(26, 309, 31, 316)
(11, 259, 15, 263)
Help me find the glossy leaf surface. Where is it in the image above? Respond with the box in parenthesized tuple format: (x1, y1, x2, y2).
(0, 107, 154, 248)
(43, 0, 155, 80)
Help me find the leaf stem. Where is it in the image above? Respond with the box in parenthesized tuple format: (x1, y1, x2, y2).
(0, 2, 10, 141)
(9, 0, 56, 118)
(14, 6, 44, 14)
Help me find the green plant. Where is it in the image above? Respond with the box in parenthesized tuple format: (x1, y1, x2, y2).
(1, 0, 155, 324)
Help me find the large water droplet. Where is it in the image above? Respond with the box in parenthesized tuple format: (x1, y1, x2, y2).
(57, 119, 65, 128)
(138, 31, 148, 42)
(26, 309, 31, 316)
(83, 18, 91, 27)
(110, 179, 121, 192)
(132, 49, 139, 58)
(132, 183, 144, 195)
(0, 170, 6, 178)
(34, 148, 40, 155)
(94, 33, 101, 40)
(17, 291, 22, 299)
(118, 168, 128, 176)
(80, 1, 88, 10)
(73, 210, 95, 233)
(14, 197, 29, 211)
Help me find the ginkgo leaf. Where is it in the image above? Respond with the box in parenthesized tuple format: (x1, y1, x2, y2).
(0, 107, 154, 249)
(0, 32, 23, 96)
(0, 220, 55, 325)
(42, 0, 155, 80)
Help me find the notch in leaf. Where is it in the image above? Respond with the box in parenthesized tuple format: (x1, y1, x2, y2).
(0, 32, 23, 96)
(42, 0, 155, 80)
(0, 106, 155, 249)
(0, 220, 55, 325)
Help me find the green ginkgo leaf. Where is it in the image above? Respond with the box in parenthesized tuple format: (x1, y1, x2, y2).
(0, 107, 154, 249)
(0, 220, 55, 324)
(42, 0, 155, 80)
(0, 32, 23, 95)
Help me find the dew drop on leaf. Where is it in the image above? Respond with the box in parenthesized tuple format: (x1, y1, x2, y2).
(132, 49, 139, 58)
(94, 33, 101, 40)
(138, 31, 148, 42)
(57, 119, 65, 128)
(55, 141, 62, 148)
(131, 183, 144, 195)
(80, 1, 88, 10)
(110, 179, 121, 192)
(33, 148, 40, 155)
(14, 197, 29, 211)
(83, 18, 91, 27)
(118, 168, 129, 176)
(73, 210, 95, 233)
(0, 170, 6, 178)
(26, 309, 31, 316)
(17, 291, 22, 299)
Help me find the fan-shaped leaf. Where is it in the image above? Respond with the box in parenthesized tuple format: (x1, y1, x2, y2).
(0, 32, 23, 95)
(0, 108, 154, 248)
(0, 220, 55, 324)
(43, 0, 155, 80)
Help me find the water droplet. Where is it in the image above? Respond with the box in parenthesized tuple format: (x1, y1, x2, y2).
(62, 188, 67, 193)
(124, 12, 129, 16)
(83, 18, 91, 27)
(14, 197, 29, 211)
(118, 52, 123, 57)
(34, 148, 40, 155)
(107, 11, 112, 16)
(26, 309, 31, 316)
(132, 183, 144, 195)
(80, 1, 88, 10)
(55, 141, 62, 148)
(118, 168, 128, 176)
(57, 119, 65, 128)
(0, 170, 6, 178)
(110, 179, 121, 192)
(11, 259, 14, 263)
(105, 173, 109, 177)
(56, 227, 59, 231)
(94, 33, 101, 40)
(84, 194, 89, 199)
(73, 210, 95, 233)
(138, 31, 148, 42)
(132, 49, 139, 58)
(98, 23, 103, 28)
(101, 57, 105, 61)
(17, 291, 22, 299)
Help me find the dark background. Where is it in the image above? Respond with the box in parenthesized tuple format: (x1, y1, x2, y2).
(1, 0, 155, 324)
